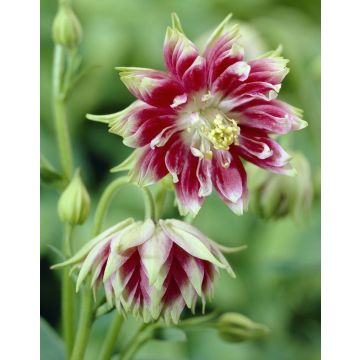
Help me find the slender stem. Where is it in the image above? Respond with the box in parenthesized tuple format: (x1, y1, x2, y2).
(70, 288, 93, 360)
(98, 314, 124, 360)
(53, 44, 73, 181)
(120, 324, 153, 360)
(63, 48, 77, 100)
(62, 224, 75, 358)
(91, 176, 130, 236)
(154, 184, 168, 220)
(141, 187, 156, 220)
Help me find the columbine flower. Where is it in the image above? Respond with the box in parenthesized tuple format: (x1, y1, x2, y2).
(88, 14, 307, 216)
(53, 218, 234, 323)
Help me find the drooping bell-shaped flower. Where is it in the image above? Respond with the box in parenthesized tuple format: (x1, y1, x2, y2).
(53, 218, 234, 323)
(88, 14, 307, 216)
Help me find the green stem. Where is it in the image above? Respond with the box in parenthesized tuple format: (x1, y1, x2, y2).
(70, 288, 93, 360)
(98, 314, 124, 360)
(154, 184, 168, 220)
(62, 224, 75, 358)
(141, 187, 156, 220)
(120, 324, 153, 360)
(91, 176, 130, 236)
(53, 44, 73, 181)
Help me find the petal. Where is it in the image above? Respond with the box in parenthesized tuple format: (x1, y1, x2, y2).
(246, 56, 289, 85)
(139, 229, 173, 286)
(181, 56, 207, 92)
(174, 152, 204, 216)
(129, 144, 171, 186)
(235, 128, 294, 174)
(196, 158, 213, 197)
(124, 115, 177, 148)
(212, 150, 248, 215)
(52, 219, 135, 269)
(117, 219, 155, 252)
(204, 15, 244, 85)
(165, 137, 189, 183)
(100, 101, 178, 146)
(211, 61, 250, 96)
(218, 81, 281, 113)
(118, 67, 184, 108)
(159, 220, 225, 268)
(164, 26, 199, 80)
(76, 240, 110, 291)
(231, 99, 307, 134)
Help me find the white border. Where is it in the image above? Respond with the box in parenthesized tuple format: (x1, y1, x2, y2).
(322, 0, 360, 358)
(0, 0, 39, 358)
(1, 0, 359, 358)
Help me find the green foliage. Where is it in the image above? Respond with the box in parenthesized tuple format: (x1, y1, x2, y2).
(40, 318, 65, 360)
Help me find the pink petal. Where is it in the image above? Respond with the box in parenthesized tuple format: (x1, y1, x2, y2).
(119, 68, 184, 108)
(182, 56, 207, 92)
(196, 158, 212, 197)
(235, 127, 294, 174)
(124, 115, 177, 148)
(174, 152, 204, 216)
(112, 101, 176, 138)
(211, 61, 250, 96)
(130, 144, 170, 186)
(218, 81, 281, 112)
(231, 99, 306, 134)
(204, 24, 244, 85)
(164, 27, 199, 80)
(165, 137, 189, 183)
(246, 57, 289, 85)
(212, 150, 248, 215)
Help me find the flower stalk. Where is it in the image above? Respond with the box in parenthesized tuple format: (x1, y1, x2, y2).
(62, 224, 75, 358)
(120, 323, 154, 360)
(98, 314, 124, 360)
(53, 44, 73, 181)
(70, 287, 93, 360)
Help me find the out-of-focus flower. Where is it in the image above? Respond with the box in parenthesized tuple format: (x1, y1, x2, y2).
(217, 312, 269, 342)
(250, 151, 313, 221)
(53, 218, 234, 323)
(52, 0, 82, 48)
(88, 14, 306, 216)
(58, 169, 90, 225)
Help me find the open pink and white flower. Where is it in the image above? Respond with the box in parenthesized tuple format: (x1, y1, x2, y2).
(53, 218, 234, 323)
(88, 14, 307, 216)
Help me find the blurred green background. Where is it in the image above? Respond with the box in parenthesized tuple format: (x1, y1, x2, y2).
(41, 0, 320, 359)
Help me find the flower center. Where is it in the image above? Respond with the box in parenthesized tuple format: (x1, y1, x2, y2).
(179, 93, 240, 160)
(203, 114, 240, 151)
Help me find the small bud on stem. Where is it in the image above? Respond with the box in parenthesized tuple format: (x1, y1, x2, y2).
(52, 0, 82, 48)
(58, 169, 90, 225)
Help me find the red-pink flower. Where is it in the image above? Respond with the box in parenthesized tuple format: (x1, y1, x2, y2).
(53, 218, 234, 323)
(89, 14, 307, 216)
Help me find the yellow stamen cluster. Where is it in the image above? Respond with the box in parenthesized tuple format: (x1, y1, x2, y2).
(207, 115, 240, 151)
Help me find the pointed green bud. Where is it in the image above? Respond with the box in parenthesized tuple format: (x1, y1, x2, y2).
(58, 169, 90, 225)
(52, 1, 82, 48)
(217, 312, 269, 343)
(250, 152, 313, 222)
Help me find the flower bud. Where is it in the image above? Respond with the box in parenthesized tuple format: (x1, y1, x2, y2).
(217, 312, 269, 343)
(52, 1, 82, 48)
(250, 152, 313, 222)
(58, 170, 90, 225)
